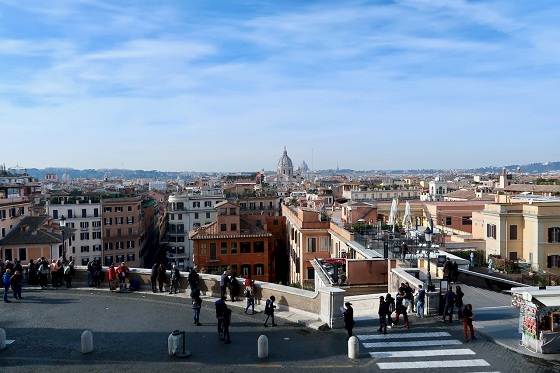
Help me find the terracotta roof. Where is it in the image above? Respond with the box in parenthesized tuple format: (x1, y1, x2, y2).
(189, 218, 272, 240)
(504, 184, 560, 193)
(0, 216, 75, 245)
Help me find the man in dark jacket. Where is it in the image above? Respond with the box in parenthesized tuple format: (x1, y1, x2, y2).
(343, 302, 355, 339)
(220, 271, 230, 299)
(378, 296, 389, 334)
(442, 286, 456, 322)
(263, 295, 277, 327)
(150, 263, 158, 293)
(188, 268, 199, 294)
(215, 296, 227, 338)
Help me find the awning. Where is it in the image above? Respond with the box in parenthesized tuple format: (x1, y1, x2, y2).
(535, 296, 560, 307)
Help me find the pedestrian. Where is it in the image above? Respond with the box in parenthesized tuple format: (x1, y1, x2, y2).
(169, 265, 180, 294)
(56, 259, 64, 287)
(188, 267, 199, 294)
(455, 285, 465, 319)
(377, 296, 389, 334)
(87, 258, 96, 287)
(442, 285, 456, 322)
(150, 263, 158, 293)
(263, 295, 277, 327)
(64, 261, 75, 288)
(401, 242, 408, 262)
(244, 281, 255, 314)
(220, 271, 230, 299)
(488, 257, 494, 275)
(443, 257, 453, 283)
(343, 302, 355, 339)
(416, 284, 426, 318)
(116, 262, 130, 291)
(27, 259, 37, 285)
(10, 270, 23, 300)
(393, 291, 410, 328)
(38, 258, 49, 288)
(50, 259, 59, 288)
(108, 263, 117, 291)
(451, 260, 459, 283)
(192, 288, 202, 326)
(223, 303, 232, 344)
(462, 304, 477, 342)
(215, 295, 227, 337)
(229, 273, 239, 301)
(3, 268, 12, 302)
(404, 282, 414, 314)
(157, 263, 167, 292)
(92, 259, 103, 287)
(385, 293, 396, 326)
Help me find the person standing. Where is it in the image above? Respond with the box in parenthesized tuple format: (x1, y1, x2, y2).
(108, 263, 117, 291)
(222, 303, 232, 344)
(38, 258, 49, 288)
(116, 262, 129, 291)
(92, 259, 103, 287)
(244, 282, 255, 314)
(27, 259, 37, 285)
(192, 288, 202, 326)
(87, 258, 96, 287)
(220, 271, 230, 299)
(401, 242, 408, 262)
(10, 270, 23, 300)
(455, 285, 465, 319)
(393, 291, 410, 328)
(150, 263, 158, 293)
(50, 259, 59, 288)
(228, 273, 239, 302)
(215, 295, 227, 337)
(377, 296, 389, 334)
(64, 261, 76, 288)
(263, 295, 277, 327)
(416, 284, 426, 318)
(443, 257, 453, 283)
(157, 263, 167, 292)
(188, 267, 199, 294)
(462, 304, 477, 342)
(169, 265, 180, 294)
(442, 286, 456, 323)
(343, 302, 355, 339)
(385, 293, 396, 326)
(3, 268, 12, 303)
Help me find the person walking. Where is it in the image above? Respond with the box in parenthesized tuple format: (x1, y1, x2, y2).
(263, 295, 277, 327)
(343, 302, 355, 339)
(377, 296, 389, 334)
(157, 263, 167, 292)
(86, 258, 96, 287)
(385, 293, 396, 326)
(188, 267, 199, 294)
(150, 263, 158, 293)
(393, 291, 410, 328)
(3, 268, 12, 303)
(452, 260, 459, 283)
(244, 282, 255, 314)
(416, 284, 426, 318)
(222, 303, 232, 344)
(169, 265, 180, 294)
(228, 273, 239, 302)
(192, 288, 202, 326)
(442, 285, 456, 323)
(215, 295, 227, 337)
(116, 262, 130, 291)
(462, 304, 477, 342)
(401, 242, 408, 262)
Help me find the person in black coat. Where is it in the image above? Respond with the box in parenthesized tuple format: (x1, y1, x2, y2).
(343, 302, 355, 339)
(150, 263, 158, 293)
(263, 295, 277, 327)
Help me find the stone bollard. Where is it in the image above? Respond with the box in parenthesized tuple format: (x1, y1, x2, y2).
(0, 328, 6, 350)
(348, 336, 359, 359)
(81, 330, 93, 354)
(258, 335, 268, 358)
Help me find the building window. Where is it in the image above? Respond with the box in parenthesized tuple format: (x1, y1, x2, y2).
(307, 237, 317, 252)
(128, 206, 133, 212)
(548, 255, 560, 268)
(230, 223, 237, 231)
(307, 267, 315, 280)
(231, 242, 238, 254)
(210, 243, 217, 260)
(127, 240, 135, 249)
(510, 225, 518, 240)
(241, 264, 250, 276)
(127, 253, 135, 262)
(255, 264, 264, 276)
(254, 241, 264, 253)
(230, 208, 236, 215)
(93, 245, 101, 252)
(487, 224, 496, 239)
(548, 227, 560, 243)
(206, 212, 211, 219)
(220, 224, 227, 232)
(240, 203, 247, 210)
(116, 255, 124, 263)
(462, 216, 472, 225)
(200, 243, 207, 256)
(445, 216, 452, 225)
(18, 248, 27, 261)
(93, 232, 101, 239)
(221, 242, 228, 254)
(81, 246, 90, 253)
(205, 201, 212, 207)
(220, 208, 227, 215)
(194, 213, 199, 219)
(240, 241, 251, 254)
(105, 242, 113, 251)
(104, 256, 113, 266)
(80, 232, 90, 240)
(82, 209, 87, 218)
(127, 216, 134, 224)
(116, 206, 123, 212)
(82, 257, 89, 266)
(249, 202, 256, 210)
(116, 242, 124, 250)
(320, 237, 330, 252)
(80, 221, 89, 230)
(104, 207, 112, 213)
(193, 202, 200, 208)
(273, 219, 279, 226)
(94, 208, 99, 217)
(104, 218, 112, 225)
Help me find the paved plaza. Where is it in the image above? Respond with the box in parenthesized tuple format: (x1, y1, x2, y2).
(2, 285, 560, 372)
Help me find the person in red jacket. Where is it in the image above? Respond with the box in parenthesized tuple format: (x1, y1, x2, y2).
(108, 263, 117, 291)
(116, 262, 129, 291)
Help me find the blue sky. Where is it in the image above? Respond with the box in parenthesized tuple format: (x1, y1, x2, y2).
(1, 0, 559, 173)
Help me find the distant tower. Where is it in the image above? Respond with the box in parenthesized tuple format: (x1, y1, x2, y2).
(277, 147, 294, 177)
(103, 172, 109, 182)
(61, 170, 71, 184)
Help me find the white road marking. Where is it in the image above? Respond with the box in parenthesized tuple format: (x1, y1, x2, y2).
(369, 348, 475, 358)
(377, 359, 490, 369)
(357, 331, 451, 340)
(363, 339, 462, 348)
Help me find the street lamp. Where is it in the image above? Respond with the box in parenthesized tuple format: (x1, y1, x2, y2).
(424, 226, 434, 291)
(60, 215, 67, 263)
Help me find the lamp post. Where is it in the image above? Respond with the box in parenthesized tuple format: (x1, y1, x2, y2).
(60, 215, 67, 263)
(424, 226, 434, 290)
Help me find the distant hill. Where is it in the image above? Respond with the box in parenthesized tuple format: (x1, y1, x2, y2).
(20, 161, 560, 180)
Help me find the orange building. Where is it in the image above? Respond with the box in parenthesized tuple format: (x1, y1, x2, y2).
(190, 201, 276, 282)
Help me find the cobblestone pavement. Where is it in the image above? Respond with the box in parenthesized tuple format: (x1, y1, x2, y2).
(1, 288, 560, 372)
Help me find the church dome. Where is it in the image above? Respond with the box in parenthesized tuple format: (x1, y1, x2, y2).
(278, 148, 293, 169)
(300, 160, 309, 172)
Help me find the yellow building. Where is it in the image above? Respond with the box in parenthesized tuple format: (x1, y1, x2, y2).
(480, 197, 560, 274)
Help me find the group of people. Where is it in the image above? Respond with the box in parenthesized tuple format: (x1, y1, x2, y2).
(442, 285, 476, 341)
(442, 257, 460, 283)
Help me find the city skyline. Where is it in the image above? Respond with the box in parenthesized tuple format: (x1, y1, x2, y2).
(2, 1, 560, 172)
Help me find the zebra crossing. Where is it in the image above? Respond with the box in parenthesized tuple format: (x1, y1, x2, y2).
(356, 331, 499, 371)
